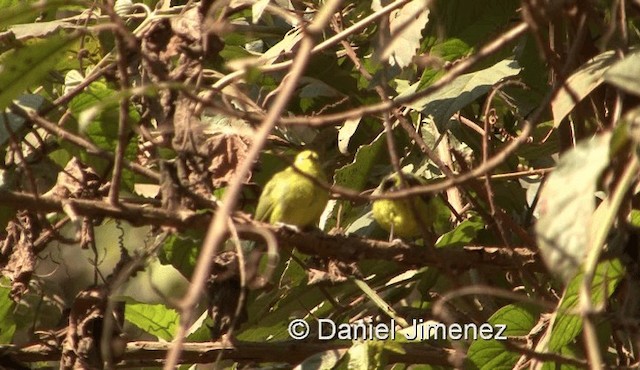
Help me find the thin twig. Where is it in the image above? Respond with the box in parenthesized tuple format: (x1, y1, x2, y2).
(106, 0, 135, 206)
(10, 104, 160, 181)
(277, 22, 530, 126)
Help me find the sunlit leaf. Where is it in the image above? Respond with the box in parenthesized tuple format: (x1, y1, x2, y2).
(0, 286, 16, 343)
(535, 133, 611, 282)
(159, 230, 204, 279)
(547, 259, 624, 351)
(380, 0, 430, 68)
(435, 216, 484, 248)
(551, 50, 618, 126)
(338, 117, 361, 155)
(0, 0, 86, 30)
(604, 48, 640, 97)
(399, 59, 521, 130)
(0, 33, 78, 110)
(466, 303, 539, 369)
(125, 301, 180, 341)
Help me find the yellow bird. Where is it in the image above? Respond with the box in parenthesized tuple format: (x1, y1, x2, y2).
(255, 150, 329, 227)
(372, 171, 435, 239)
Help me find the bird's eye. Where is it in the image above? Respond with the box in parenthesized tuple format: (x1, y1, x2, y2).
(381, 178, 396, 191)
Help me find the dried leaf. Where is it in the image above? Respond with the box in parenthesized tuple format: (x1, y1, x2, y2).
(203, 133, 252, 187)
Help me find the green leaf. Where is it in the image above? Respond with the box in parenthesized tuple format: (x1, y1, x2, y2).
(68, 81, 140, 151)
(429, 38, 471, 62)
(0, 33, 78, 110)
(0, 0, 85, 30)
(630, 209, 640, 228)
(466, 303, 539, 370)
(547, 259, 625, 352)
(347, 341, 373, 370)
(68, 81, 139, 189)
(535, 133, 611, 282)
(159, 230, 203, 279)
(0, 286, 16, 343)
(399, 59, 521, 130)
(125, 301, 179, 341)
(435, 216, 484, 248)
(334, 132, 387, 191)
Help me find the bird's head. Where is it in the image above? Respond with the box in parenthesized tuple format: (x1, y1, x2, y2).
(293, 150, 321, 172)
(376, 171, 427, 194)
(380, 173, 401, 192)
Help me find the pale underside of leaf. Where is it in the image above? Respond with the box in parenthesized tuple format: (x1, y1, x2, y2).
(604, 48, 640, 97)
(551, 50, 618, 126)
(534, 133, 611, 282)
(398, 58, 521, 129)
(381, 0, 430, 68)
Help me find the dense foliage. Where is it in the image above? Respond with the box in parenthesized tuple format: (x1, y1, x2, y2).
(1, 0, 640, 368)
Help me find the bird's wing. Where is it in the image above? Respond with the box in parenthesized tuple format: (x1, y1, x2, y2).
(254, 170, 288, 222)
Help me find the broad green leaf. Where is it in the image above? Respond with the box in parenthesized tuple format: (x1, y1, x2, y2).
(298, 77, 343, 99)
(125, 301, 179, 341)
(435, 216, 484, 248)
(68, 81, 139, 189)
(69, 81, 141, 141)
(551, 50, 618, 126)
(604, 48, 640, 97)
(0, 33, 78, 110)
(429, 38, 470, 63)
(240, 274, 360, 341)
(547, 259, 625, 352)
(399, 59, 521, 130)
(347, 341, 372, 370)
(159, 230, 204, 279)
(334, 132, 386, 190)
(0, 0, 85, 30)
(466, 303, 539, 369)
(238, 286, 326, 341)
(0, 286, 16, 343)
(332, 132, 387, 231)
(535, 133, 611, 282)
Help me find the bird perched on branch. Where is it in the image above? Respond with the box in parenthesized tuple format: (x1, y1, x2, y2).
(372, 171, 437, 239)
(207, 151, 329, 341)
(255, 150, 329, 227)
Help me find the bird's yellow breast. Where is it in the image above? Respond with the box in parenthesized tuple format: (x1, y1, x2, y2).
(254, 150, 329, 227)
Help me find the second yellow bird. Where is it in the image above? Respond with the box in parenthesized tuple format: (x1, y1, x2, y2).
(372, 171, 436, 239)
